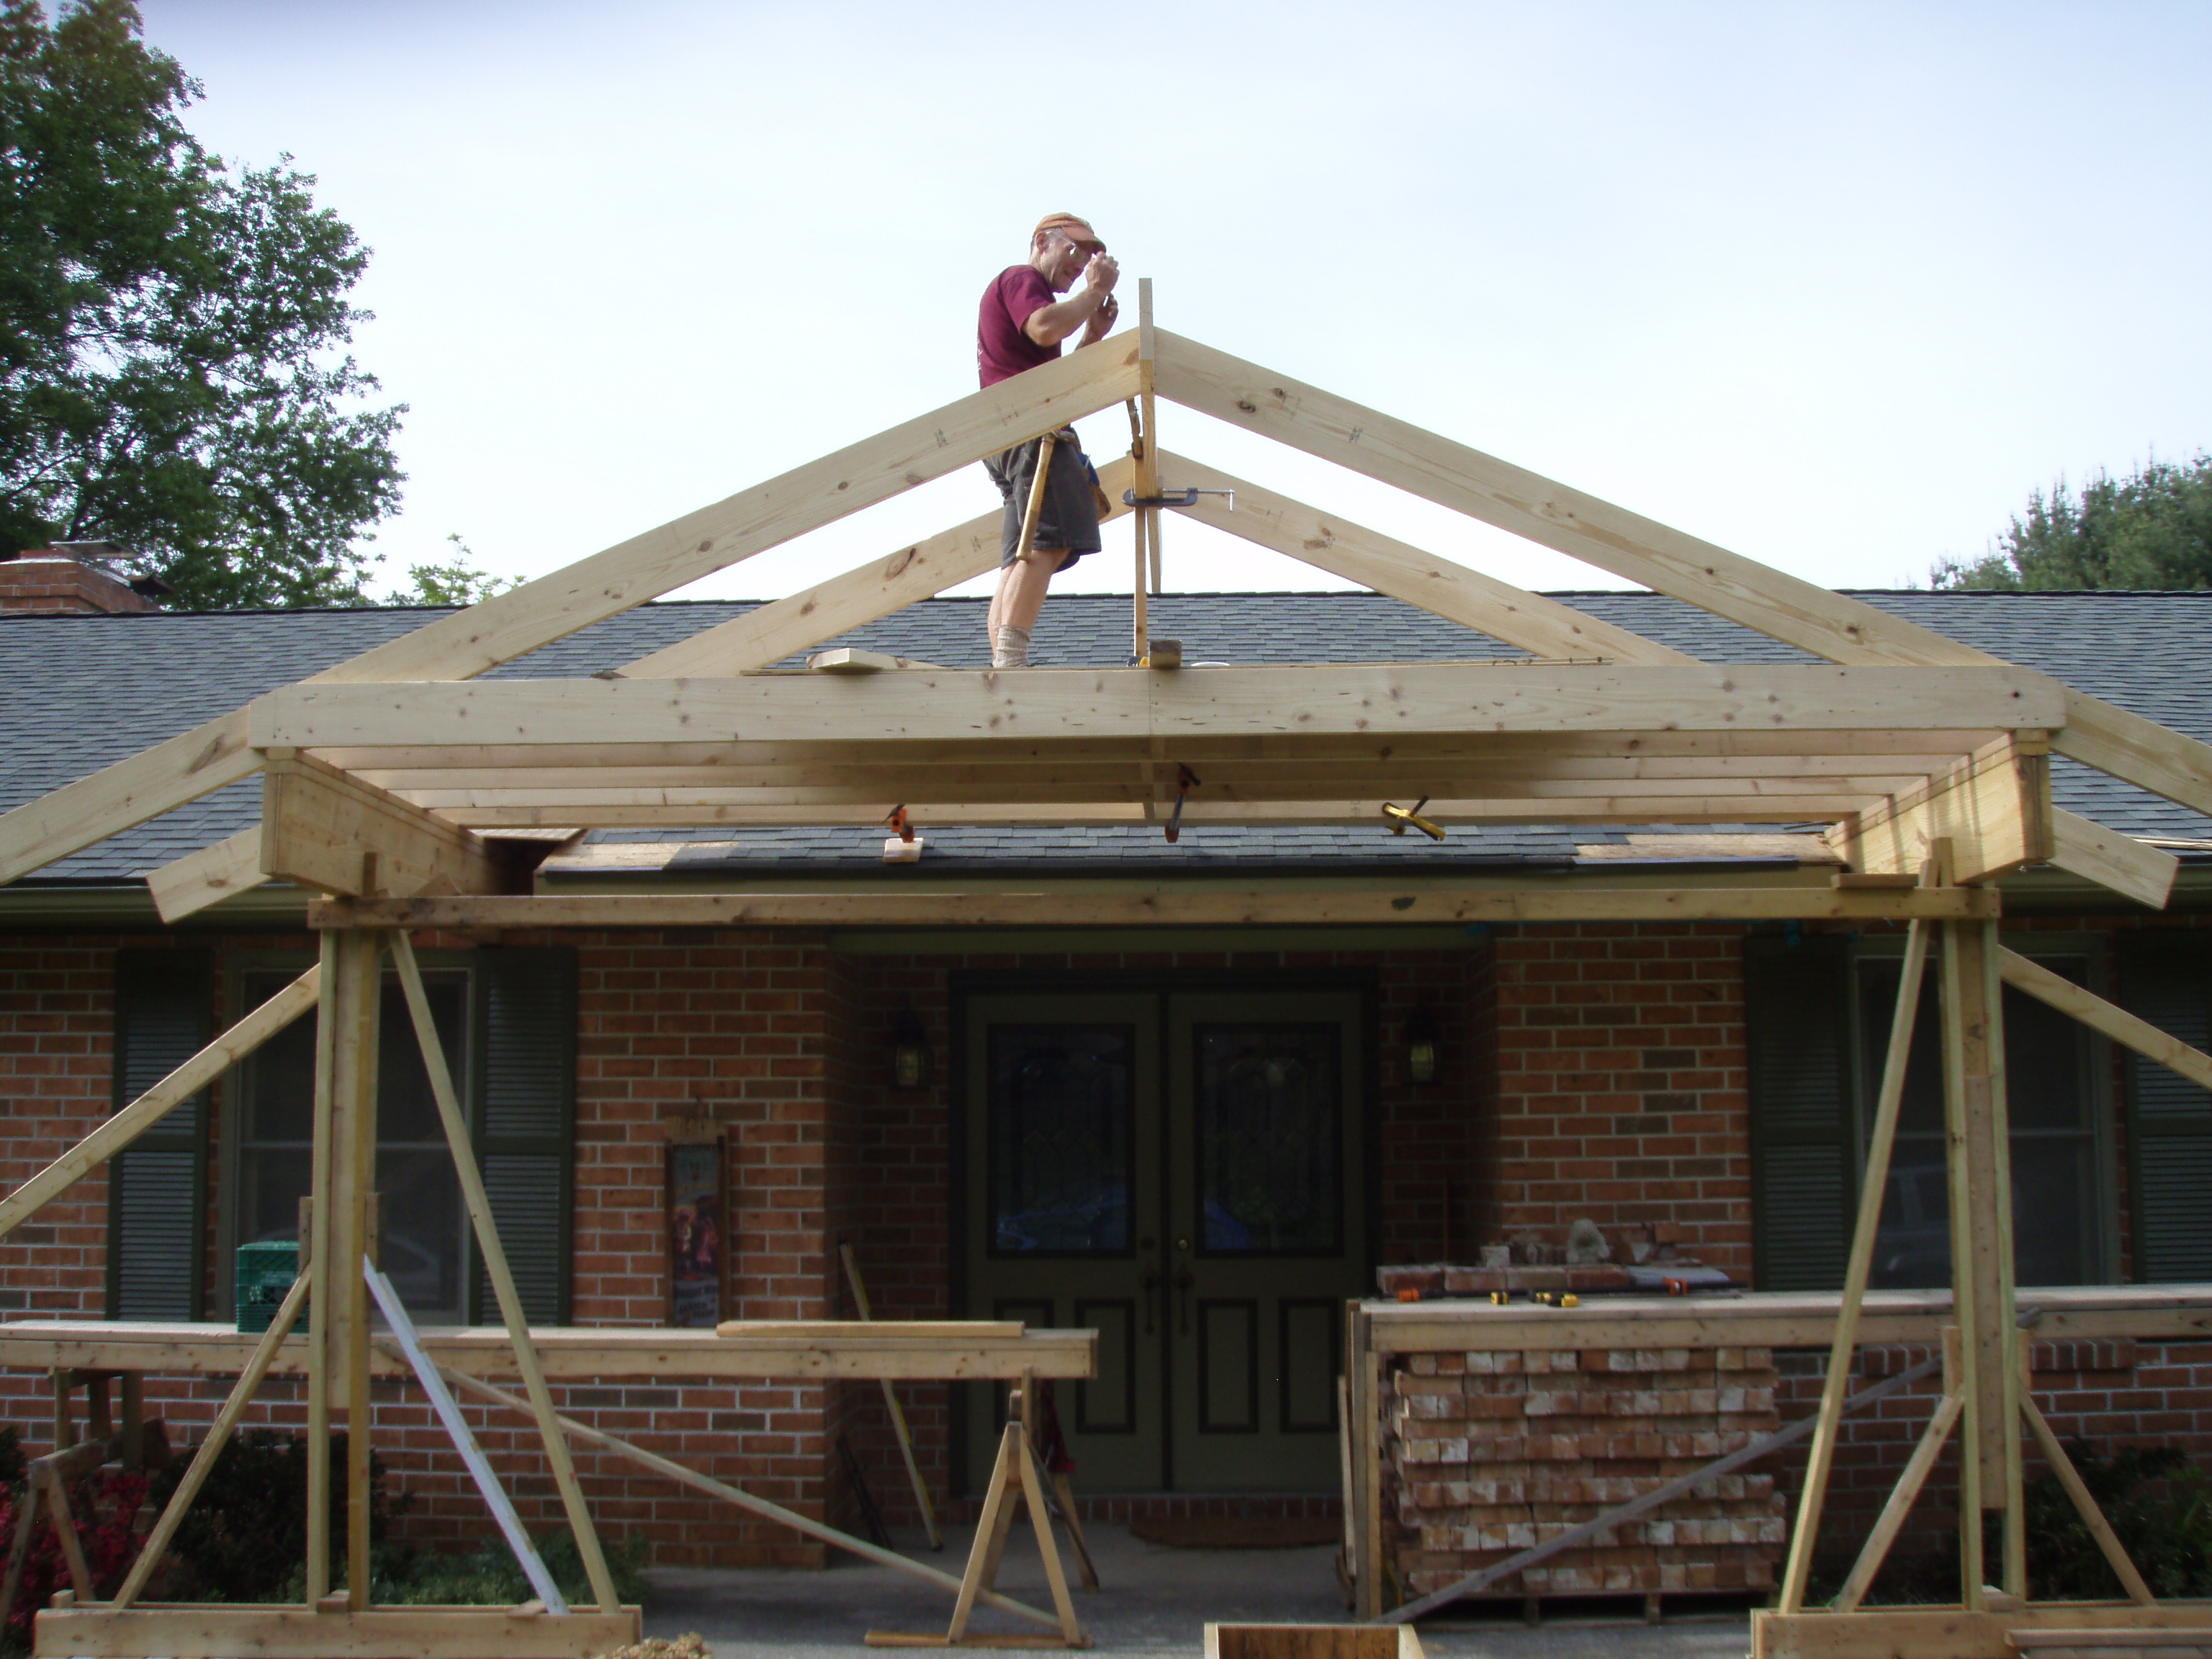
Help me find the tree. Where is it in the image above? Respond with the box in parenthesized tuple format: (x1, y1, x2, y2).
(0, 0, 403, 609)
(1934, 454, 2212, 590)
(387, 534, 521, 606)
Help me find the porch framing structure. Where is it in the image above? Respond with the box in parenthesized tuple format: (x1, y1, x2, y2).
(2, 284, 2210, 1653)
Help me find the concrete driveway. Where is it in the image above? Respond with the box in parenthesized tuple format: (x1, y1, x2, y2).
(640, 1523, 1753, 1658)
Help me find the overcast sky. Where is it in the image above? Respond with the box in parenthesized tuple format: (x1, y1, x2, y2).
(137, 1, 2212, 610)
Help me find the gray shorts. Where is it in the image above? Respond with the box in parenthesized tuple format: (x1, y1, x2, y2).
(983, 430, 1102, 567)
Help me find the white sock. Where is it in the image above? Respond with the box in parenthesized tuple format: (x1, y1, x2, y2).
(993, 623, 1031, 669)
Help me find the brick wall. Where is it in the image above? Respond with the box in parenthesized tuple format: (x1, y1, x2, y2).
(0, 554, 158, 615)
(1482, 925, 1753, 1277)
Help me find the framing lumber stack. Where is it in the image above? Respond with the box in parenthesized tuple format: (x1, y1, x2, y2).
(1, 289, 2211, 1657)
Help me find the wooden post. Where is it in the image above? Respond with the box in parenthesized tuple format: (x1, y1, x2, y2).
(1127, 399, 1149, 660)
(1941, 917, 2021, 1606)
(1138, 278, 1161, 599)
(305, 930, 338, 1603)
(390, 933, 620, 1612)
(1779, 921, 1930, 1611)
(321, 927, 383, 1609)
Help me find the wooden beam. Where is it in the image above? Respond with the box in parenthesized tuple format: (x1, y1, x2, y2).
(307, 886, 2000, 932)
(247, 665, 2066, 750)
(1751, 1604, 2212, 1659)
(1998, 945, 2212, 1091)
(262, 750, 503, 899)
(0, 711, 256, 889)
(805, 649, 948, 673)
(1830, 735, 2054, 885)
(624, 454, 1137, 680)
(145, 828, 266, 922)
(2049, 807, 2179, 909)
(35, 1607, 639, 1659)
(1154, 451, 1696, 666)
(0, 966, 319, 1241)
(0, 341, 1139, 886)
(1154, 330, 2212, 830)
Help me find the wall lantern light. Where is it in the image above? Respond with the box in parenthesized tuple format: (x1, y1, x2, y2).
(1406, 1007, 1439, 1085)
(890, 1004, 932, 1089)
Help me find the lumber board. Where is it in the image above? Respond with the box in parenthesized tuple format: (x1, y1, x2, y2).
(0, 343, 1138, 888)
(0, 966, 319, 1241)
(1154, 330, 2212, 828)
(1830, 734, 2053, 884)
(1359, 1285, 2212, 1353)
(2049, 807, 2179, 909)
(146, 827, 266, 921)
(1748, 1603, 2212, 1659)
(34, 1606, 641, 1659)
(262, 750, 502, 899)
(624, 454, 1136, 680)
(1155, 451, 1695, 666)
(0, 709, 256, 889)
(805, 649, 949, 673)
(1999, 946, 2212, 1091)
(714, 1320, 1022, 1339)
(0, 1320, 1098, 1381)
(246, 665, 2065, 750)
(305, 886, 2003, 932)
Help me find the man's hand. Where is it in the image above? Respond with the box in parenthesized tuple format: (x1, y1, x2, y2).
(1080, 293, 1120, 344)
(1082, 252, 1120, 295)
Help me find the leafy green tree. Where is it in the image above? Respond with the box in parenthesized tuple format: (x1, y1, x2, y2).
(386, 534, 521, 606)
(0, 0, 403, 609)
(1935, 454, 2212, 590)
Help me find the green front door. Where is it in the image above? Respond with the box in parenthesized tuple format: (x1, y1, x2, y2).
(961, 986, 1368, 1494)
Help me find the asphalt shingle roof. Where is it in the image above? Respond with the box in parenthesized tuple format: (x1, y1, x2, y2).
(5, 588, 2208, 882)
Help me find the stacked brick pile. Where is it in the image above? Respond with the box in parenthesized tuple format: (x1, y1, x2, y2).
(1383, 1343, 1789, 1601)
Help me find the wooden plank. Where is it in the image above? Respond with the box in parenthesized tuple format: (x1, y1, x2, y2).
(806, 649, 948, 674)
(1154, 330, 2212, 830)
(307, 886, 2000, 932)
(146, 828, 266, 922)
(2000, 947, 2212, 1091)
(714, 1319, 1022, 1339)
(1, 343, 1139, 887)
(425, 1356, 1061, 1630)
(2020, 1334, 2154, 1606)
(35, 1606, 640, 1659)
(305, 933, 338, 1601)
(1750, 1603, 2212, 1659)
(1831, 1387, 1964, 1613)
(0, 966, 320, 1241)
(1831, 735, 2054, 884)
(113, 1273, 310, 1606)
(1779, 919, 1930, 1612)
(2049, 808, 2179, 909)
(263, 750, 503, 899)
(1154, 452, 1696, 666)
(0, 710, 257, 888)
(626, 455, 1136, 680)
(247, 665, 2065, 750)
(390, 933, 619, 1611)
(0, 1320, 1099, 1381)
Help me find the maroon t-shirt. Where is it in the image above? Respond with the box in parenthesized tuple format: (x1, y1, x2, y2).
(977, 264, 1059, 387)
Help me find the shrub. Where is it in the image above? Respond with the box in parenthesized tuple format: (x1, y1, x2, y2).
(146, 1430, 400, 1604)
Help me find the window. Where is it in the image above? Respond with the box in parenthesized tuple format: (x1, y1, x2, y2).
(1747, 933, 2115, 1292)
(109, 948, 576, 1326)
(2117, 935, 2212, 1281)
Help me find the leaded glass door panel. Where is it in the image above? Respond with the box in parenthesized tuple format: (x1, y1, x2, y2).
(962, 994, 1164, 1493)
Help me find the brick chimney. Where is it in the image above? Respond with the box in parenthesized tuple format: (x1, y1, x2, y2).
(0, 544, 168, 615)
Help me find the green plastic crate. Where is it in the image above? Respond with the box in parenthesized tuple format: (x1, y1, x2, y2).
(235, 1240, 299, 1334)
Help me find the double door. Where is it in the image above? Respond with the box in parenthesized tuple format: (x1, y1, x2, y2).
(961, 987, 1368, 1493)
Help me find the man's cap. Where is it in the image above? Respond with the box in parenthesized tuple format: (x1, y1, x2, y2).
(1034, 213, 1105, 253)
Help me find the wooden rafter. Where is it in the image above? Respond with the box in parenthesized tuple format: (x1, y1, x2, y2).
(1154, 451, 1696, 667)
(0, 338, 1141, 887)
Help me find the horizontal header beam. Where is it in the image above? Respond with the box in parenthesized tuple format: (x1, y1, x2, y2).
(307, 886, 2000, 931)
(248, 665, 2064, 752)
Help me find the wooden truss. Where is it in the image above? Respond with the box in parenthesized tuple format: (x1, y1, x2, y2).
(4, 285, 2212, 1653)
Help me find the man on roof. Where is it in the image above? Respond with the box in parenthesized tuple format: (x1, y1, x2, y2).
(976, 212, 1120, 668)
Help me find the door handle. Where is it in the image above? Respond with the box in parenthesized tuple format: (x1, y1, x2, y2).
(1174, 1267, 1194, 1334)
(1140, 1265, 1161, 1334)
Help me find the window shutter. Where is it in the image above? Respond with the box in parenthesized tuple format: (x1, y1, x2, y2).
(108, 952, 212, 1320)
(2118, 937, 2212, 1282)
(1746, 934, 1853, 1292)
(470, 948, 576, 1324)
